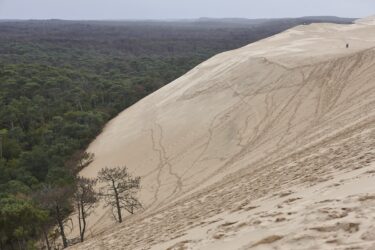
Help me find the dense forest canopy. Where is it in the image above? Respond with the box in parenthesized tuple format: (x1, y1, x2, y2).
(0, 17, 353, 249)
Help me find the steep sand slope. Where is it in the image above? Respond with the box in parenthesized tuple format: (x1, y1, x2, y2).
(70, 17, 375, 249)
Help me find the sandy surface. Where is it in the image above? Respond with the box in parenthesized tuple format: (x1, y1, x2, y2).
(68, 16, 375, 249)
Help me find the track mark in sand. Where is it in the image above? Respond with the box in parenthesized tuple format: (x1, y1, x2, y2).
(275, 67, 318, 147)
(222, 67, 310, 170)
(156, 123, 184, 203)
(183, 61, 289, 181)
(149, 128, 163, 207)
(180, 63, 305, 193)
(179, 96, 244, 178)
(179, 66, 298, 196)
(149, 123, 184, 207)
(313, 50, 375, 125)
(275, 69, 307, 147)
(224, 80, 258, 148)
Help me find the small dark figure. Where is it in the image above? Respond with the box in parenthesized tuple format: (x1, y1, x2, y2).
(346, 43, 349, 48)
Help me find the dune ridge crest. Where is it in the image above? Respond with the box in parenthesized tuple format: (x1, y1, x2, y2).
(70, 16, 375, 250)
(355, 15, 375, 25)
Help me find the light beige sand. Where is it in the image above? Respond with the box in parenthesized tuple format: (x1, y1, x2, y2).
(69, 16, 375, 249)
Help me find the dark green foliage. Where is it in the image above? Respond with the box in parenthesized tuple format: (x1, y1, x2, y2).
(0, 195, 49, 249)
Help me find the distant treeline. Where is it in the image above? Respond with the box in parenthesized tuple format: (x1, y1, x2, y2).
(0, 17, 354, 249)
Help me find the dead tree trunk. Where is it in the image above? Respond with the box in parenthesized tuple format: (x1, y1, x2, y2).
(56, 205, 68, 248)
(79, 201, 87, 242)
(112, 180, 122, 223)
(43, 228, 51, 250)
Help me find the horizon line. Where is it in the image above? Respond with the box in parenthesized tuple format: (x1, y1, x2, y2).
(0, 15, 358, 22)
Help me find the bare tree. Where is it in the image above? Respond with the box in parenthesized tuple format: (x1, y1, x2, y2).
(98, 167, 141, 223)
(73, 177, 98, 242)
(35, 185, 73, 249)
(65, 151, 94, 174)
(41, 219, 55, 250)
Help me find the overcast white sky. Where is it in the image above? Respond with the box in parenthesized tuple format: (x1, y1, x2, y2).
(0, 0, 374, 20)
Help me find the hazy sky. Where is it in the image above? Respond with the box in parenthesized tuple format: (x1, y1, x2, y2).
(0, 0, 374, 20)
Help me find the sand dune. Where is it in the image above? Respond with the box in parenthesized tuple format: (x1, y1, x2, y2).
(69, 16, 375, 249)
